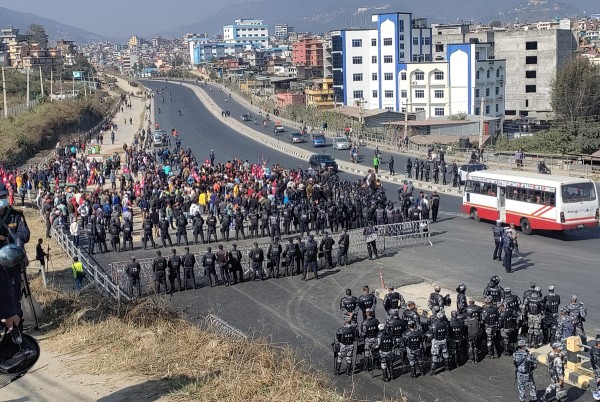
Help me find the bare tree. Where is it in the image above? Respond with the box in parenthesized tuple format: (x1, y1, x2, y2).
(550, 57, 600, 121)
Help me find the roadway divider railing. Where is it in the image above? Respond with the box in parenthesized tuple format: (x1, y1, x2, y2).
(202, 314, 248, 340)
(37, 205, 130, 303)
(107, 219, 432, 297)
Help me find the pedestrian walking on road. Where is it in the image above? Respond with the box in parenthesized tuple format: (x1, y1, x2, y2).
(388, 156, 395, 175)
(373, 155, 380, 174)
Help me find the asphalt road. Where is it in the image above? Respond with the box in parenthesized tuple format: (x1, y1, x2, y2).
(102, 80, 599, 401)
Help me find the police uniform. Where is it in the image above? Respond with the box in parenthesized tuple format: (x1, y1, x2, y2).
(168, 252, 183, 293)
(182, 249, 197, 290)
(428, 317, 450, 374)
(378, 326, 395, 381)
(319, 234, 335, 269)
(152, 252, 168, 294)
(383, 289, 405, 322)
(125, 258, 142, 297)
(335, 321, 359, 376)
(340, 294, 359, 325)
(481, 301, 500, 358)
(543, 344, 567, 401)
(543, 289, 561, 344)
(175, 214, 189, 246)
(358, 292, 377, 321)
(267, 239, 282, 279)
(142, 217, 155, 249)
(122, 219, 133, 251)
(360, 315, 380, 369)
(216, 247, 229, 286)
(192, 214, 205, 244)
(249, 245, 264, 281)
(513, 342, 538, 402)
(202, 249, 218, 287)
(228, 246, 244, 283)
(303, 237, 318, 280)
(404, 325, 425, 377)
(523, 292, 544, 348)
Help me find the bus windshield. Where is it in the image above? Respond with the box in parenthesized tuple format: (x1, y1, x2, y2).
(561, 182, 597, 203)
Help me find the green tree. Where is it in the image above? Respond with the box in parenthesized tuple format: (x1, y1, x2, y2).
(550, 57, 600, 121)
(26, 24, 49, 48)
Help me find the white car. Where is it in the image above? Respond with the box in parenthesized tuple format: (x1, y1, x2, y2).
(332, 137, 351, 150)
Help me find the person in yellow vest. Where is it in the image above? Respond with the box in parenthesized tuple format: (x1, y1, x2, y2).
(71, 256, 85, 290)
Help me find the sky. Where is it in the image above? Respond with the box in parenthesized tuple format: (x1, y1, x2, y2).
(0, 0, 241, 37)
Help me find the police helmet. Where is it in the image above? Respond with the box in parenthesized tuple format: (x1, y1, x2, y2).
(436, 312, 445, 319)
(156, 250, 161, 256)
(490, 275, 500, 285)
(451, 311, 458, 318)
(534, 286, 541, 293)
(467, 310, 475, 318)
(434, 285, 441, 292)
(595, 335, 600, 344)
(432, 306, 441, 313)
(392, 310, 399, 317)
(386, 284, 394, 290)
(517, 339, 527, 347)
(571, 295, 577, 302)
(551, 342, 562, 350)
(529, 282, 536, 289)
(504, 287, 512, 295)
(378, 323, 385, 331)
(407, 320, 416, 328)
(548, 285, 555, 292)
(131, 256, 136, 261)
(0, 244, 27, 268)
(207, 247, 212, 253)
(343, 314, 352, 323)
(456, 284, 466, 293)
(0, 332, 40, 377)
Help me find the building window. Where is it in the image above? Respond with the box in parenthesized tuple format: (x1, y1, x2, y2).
(383, 55, 393, 63)
(399, 52, 405, 59)
(476, 71, 480, 79)
(400, 72, 407, 80)
(399, 20, 404, 32)
(399, 43, 404, 50)
(435, 44, 444, 52)
(384, 90, 394, 98)
(353, 90, 363, 99)
(475, 52, 480, 61)
(434, 71, 444, 80)
(352, 39, 362, 47)
(434, 107, 445, 116)
(485, 105, 490, 114)
(495, 87, 499, 95)
(372, 55, 377, 64)
(525, 41, 538, 50)
(372, 73, 378, 81)
(423, 37, 430, 45)
(414, 71, 424, 80)
(434, 90, 444, 98)
(353, 73, 363, 82)
(383, 38, 392, 46)
(475, 89, 480, 98)
(414, 89, 425, 98)
(385, 107, 394, 111)
(415, 107, 425, 112)
(525, 70, 537, 79)
(485, 88, 490, 96)
(352, 56, 363, 64)
(399, 34, 404, 41)
(384, 72, 393, 81)
(372, 90, 378, 98)
(486, 70, 491, 79)
(526, 85, 536, 93)
(496, 104, 499, 113)
(371, 38, 377, 46)
(413, 37, 419, 46)
(424, 55, 431, 61)
(401, 90, 407, 98)
(526, 56, 538, 64)
(496, 69, 500, 78)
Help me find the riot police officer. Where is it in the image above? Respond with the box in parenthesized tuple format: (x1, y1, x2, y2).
(503, 287, 522, 314)
(360, 309, 380, 372)
(142, 216, 155, 250)
(249, 242, 264, 281)
(202, 246, 218, 287)
(303, 235, 319, 281)
(206, 212, 218, 243)
(159, 217, 172, 248)
(523, 287, 544, 348)
(357, 285, 377, 321)
(513, 339, 538, 402)
(125, 256, 141, 297)
(228, 244, 244, 283)
(87, 217, 97, 254)
(481, 296, 500, 359)
(383, 285, 405, 323)
(428, 312, 450, 375)
(464, 305, 481, 363)
(234, 209, 245, 240)
(216, 244, 230, 286)
(448, 311, 465, 368)
(565, 295, 587, 344)
(483, 275, 505, 307)
(337, 229, 350, 267)
(192, 213, 205, 244)
(428, 285, 446, 314)
(282, 206, 291, 235)
(152, 250, 167, 294)
(334, 314, 359, 376)
(543, 285, 561, 344)
(319, 232, 335, 269)
(176, 213, 189, 246)
(122, 218, 134, 251)
(220, 213, 231, 242)
(267, 236, 282, 279)
(108, 219, 122, 252)
(499, 304, 519, 356)
(282, 238, 296, 277)
(260, 209, 270, 238)
(96, 220, 108, 253)
(248, 209, 259, 238)
(378, 323, 395, 381)
(492, 219, 504, 261)
(269, 211, 280, 241)
(404, 320, 425, 378)
(403, 301, 421, 327)
(167, 249, 183, 293)
(340, 289, 359, 325)
(182, 246, 197, 290)
(456, 284, 467, 316)
(386, 310, 406, 375)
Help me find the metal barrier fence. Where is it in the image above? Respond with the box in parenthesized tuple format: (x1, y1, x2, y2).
(203, 314, 248, 340)
(0, 99, 39, 118)
(107, 219, 432, 297)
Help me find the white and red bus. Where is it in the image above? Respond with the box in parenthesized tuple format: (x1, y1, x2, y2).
(462, 170, 599, 234)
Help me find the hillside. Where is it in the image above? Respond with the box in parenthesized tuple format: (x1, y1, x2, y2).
(166, 0, 594, 37)
(0, 7, 112, 44)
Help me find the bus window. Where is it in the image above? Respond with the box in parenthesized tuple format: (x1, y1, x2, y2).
(561, 183, 597, 203)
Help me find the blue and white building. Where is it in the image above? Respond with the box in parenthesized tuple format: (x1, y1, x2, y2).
(188, 36, 245, 65)
(223, 19, 269, 48)
(332, 12, 505, 118)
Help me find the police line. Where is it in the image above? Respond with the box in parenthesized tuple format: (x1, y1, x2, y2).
(107, 219, 433, 296)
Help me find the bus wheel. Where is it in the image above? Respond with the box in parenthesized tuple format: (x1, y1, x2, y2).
(471, 208, 480, 222)
(520, 218, 533, 235)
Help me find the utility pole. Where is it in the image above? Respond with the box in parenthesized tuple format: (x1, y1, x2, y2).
(2, 66, 7, 118)
(479, 96, 485, 154)
(26, 68, 30, 105)
(403, 91, 411, 146)
(39, 66, 44, 97)
(50, 69, 53, 101)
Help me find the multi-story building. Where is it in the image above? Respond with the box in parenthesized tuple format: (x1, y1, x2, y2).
(188, 36, 244, 65)
(494, 29, 577, 117)
(275, 24, 293, 40)
(8, 42, 63, 70)
(128, 36, 140, 48)
(331, 12, 504, 119)
(223, 19, 269, 48)
(292, 37, 323, 68)
(306, 77, 335, 109)
(323, 39, 333, 78)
